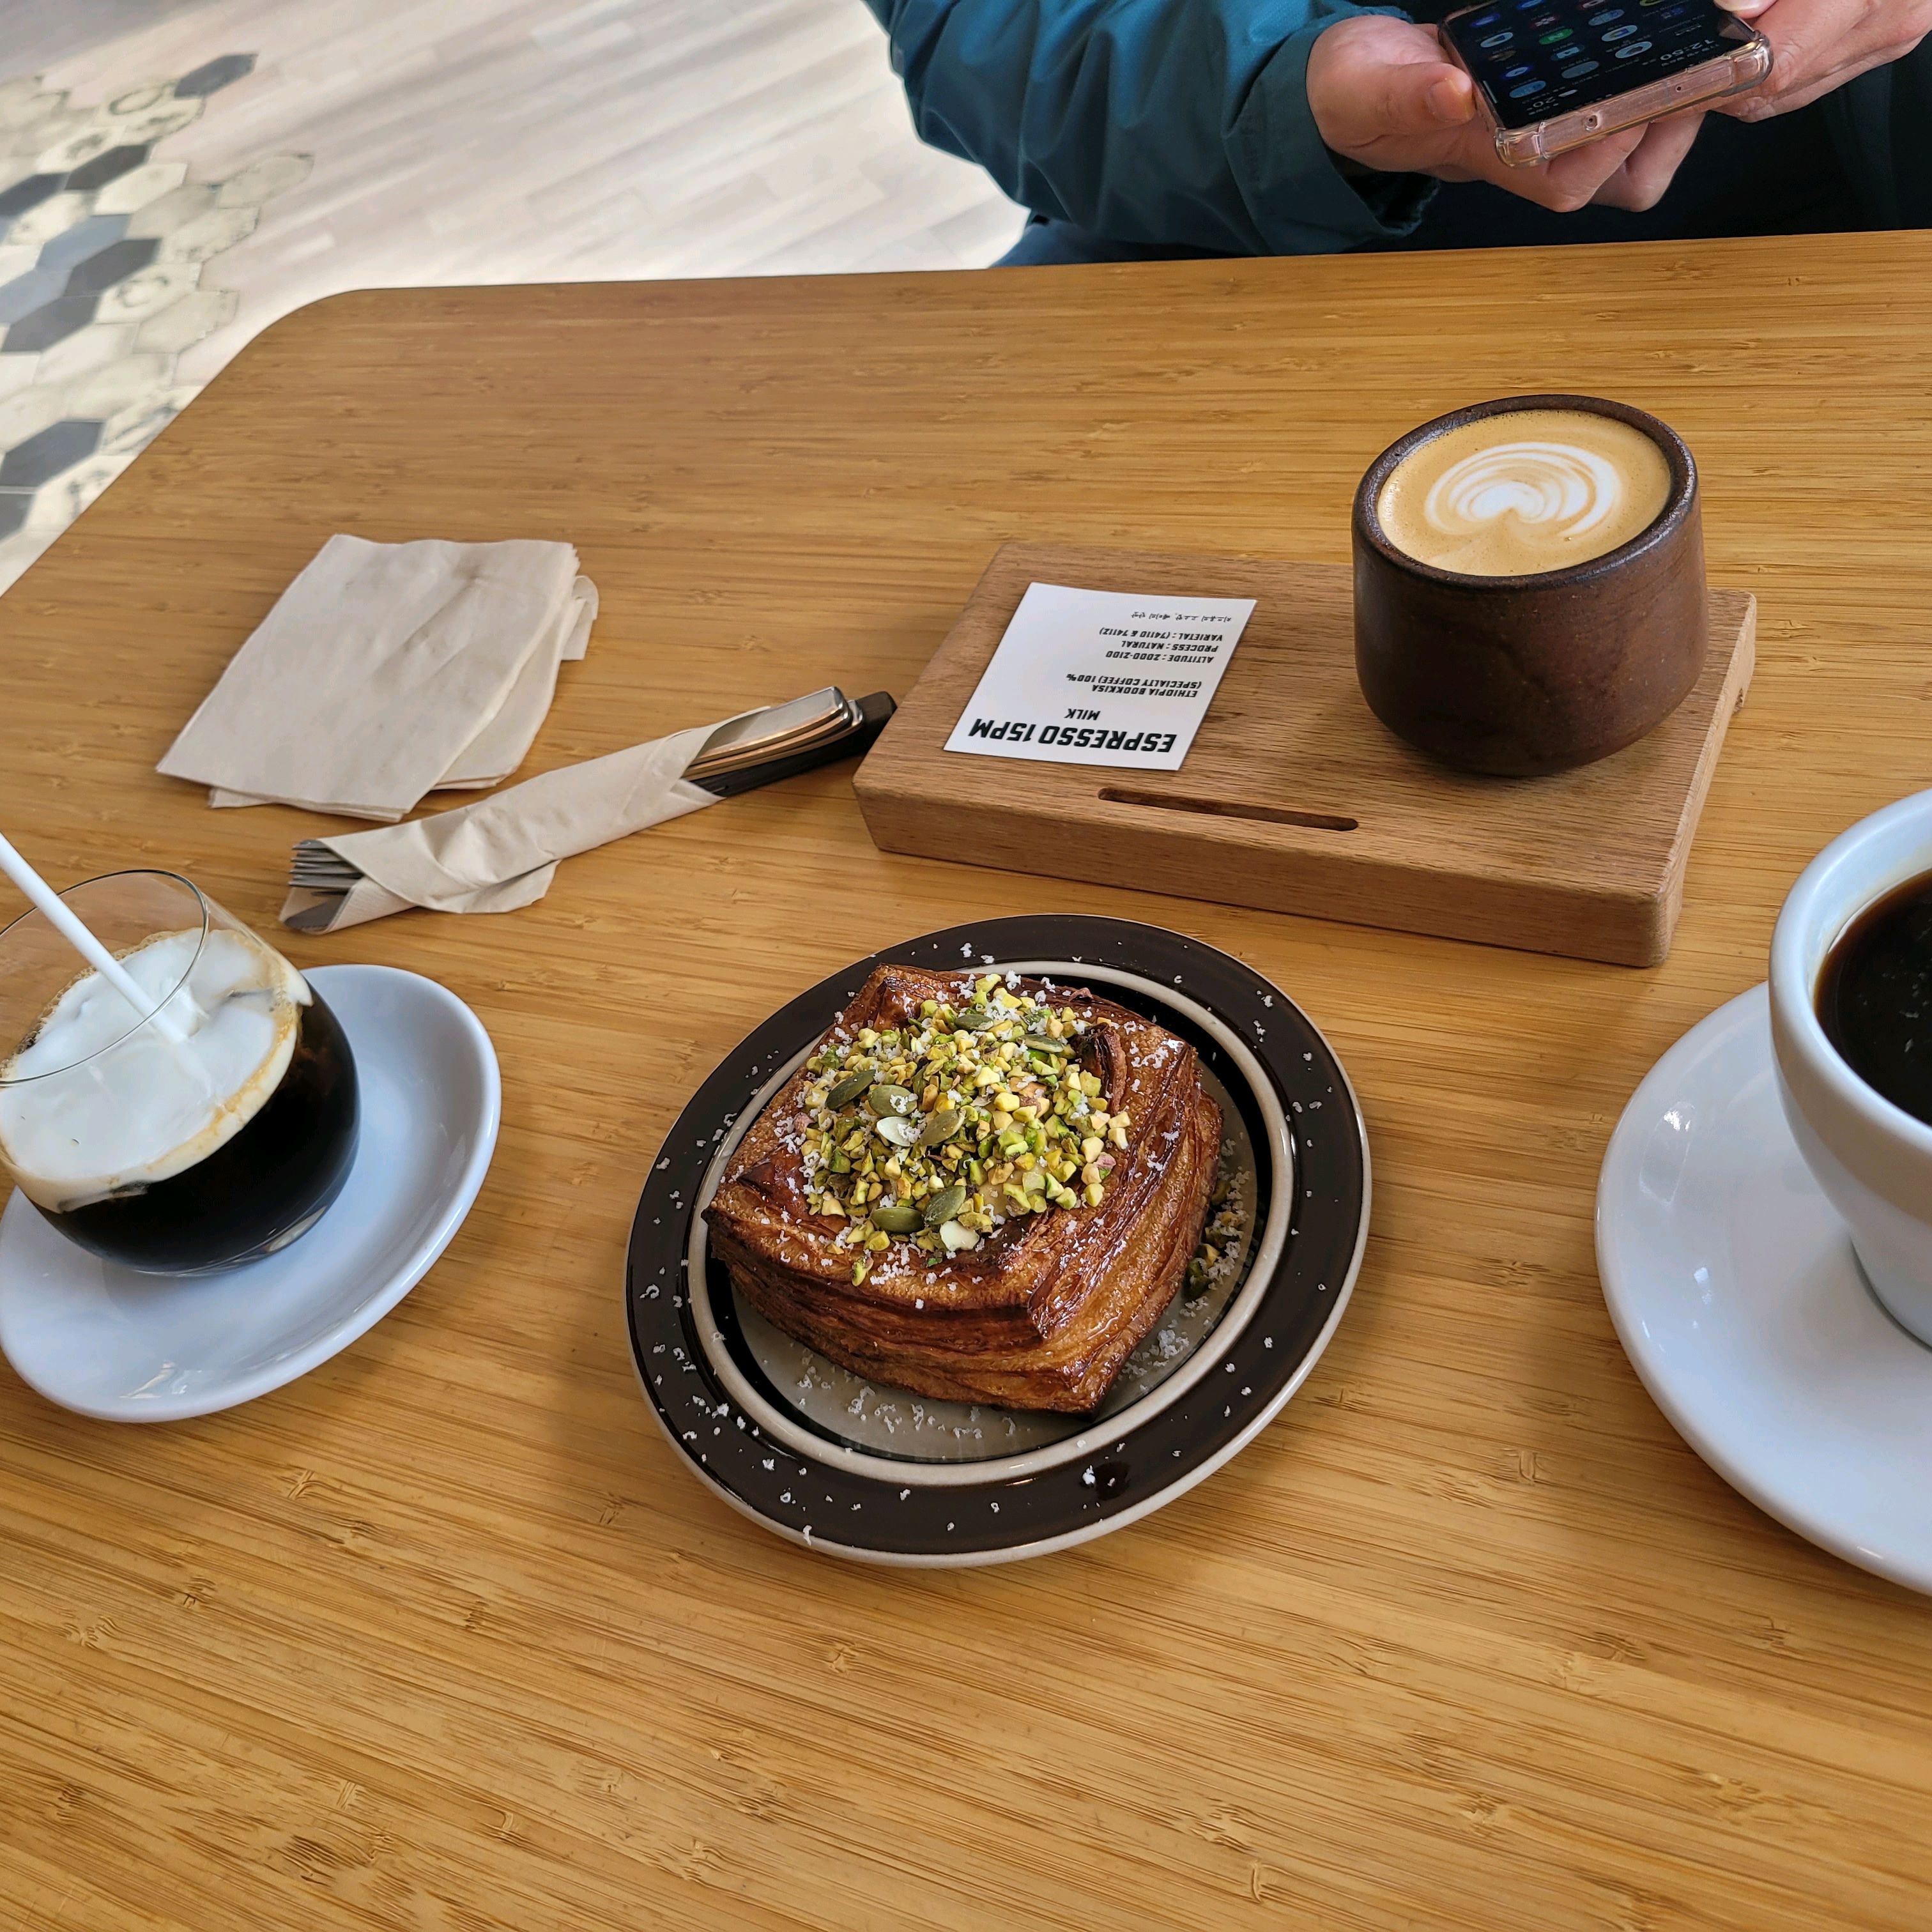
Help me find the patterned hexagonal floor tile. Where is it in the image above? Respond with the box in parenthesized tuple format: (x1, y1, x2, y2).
(124, 183, 217, 241)
(100, 383, 196, 457)
(35, 123, 131, 178)
(132, 287, 236, 357)
(66, 236, 160, 296)
(160, 205, 257, 266)
(104, 83, 172, 119)
(37, 211, 130, 272)
(0, 265, 65, 325)
(216, 155, 307, 209)
(37, 320, 136, 382)
(95, 261, 198, 325)
(93, 160, 186, 217)
(0, 418, 102, 487)
(22, 443, 141, 533)
(102, 97, 206, 153)
(66, 353, 170, 421)
(0, 172, 61, 226)
(0, 379, 71, 448)
(8, 192, 90, 250)
(4, 293, 98, 354)
(0, 56, 307, 595)
(174, 55, 257, 100)
(66, 144, 150, 195)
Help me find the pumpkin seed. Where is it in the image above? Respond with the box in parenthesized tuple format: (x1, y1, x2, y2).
(919, 1106, 963, 1147)
(875, 1115, 920, 1147)
(869, 1203, 924, 1234)
(924, 1183, 967, 1227)
(866, 1082, 916, 1117)
(827, 1067, 874, 1109)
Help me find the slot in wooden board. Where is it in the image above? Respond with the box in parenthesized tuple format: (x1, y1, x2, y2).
(854, 543, 1756, 967)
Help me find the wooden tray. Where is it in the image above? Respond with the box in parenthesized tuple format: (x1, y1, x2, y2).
(854, 544, 1756, 967)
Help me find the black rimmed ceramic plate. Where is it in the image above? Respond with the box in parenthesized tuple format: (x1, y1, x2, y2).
(625, 917, 1369, 1565)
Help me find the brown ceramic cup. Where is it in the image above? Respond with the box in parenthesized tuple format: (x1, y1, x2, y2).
(1353, 393, 1706, 778)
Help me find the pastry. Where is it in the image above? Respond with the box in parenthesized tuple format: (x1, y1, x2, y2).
(703, 963, 1220, 1411)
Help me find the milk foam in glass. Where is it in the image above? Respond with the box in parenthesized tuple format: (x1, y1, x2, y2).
(0, 872, 359, 1273)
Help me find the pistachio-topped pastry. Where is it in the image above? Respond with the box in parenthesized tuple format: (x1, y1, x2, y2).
(705, 962, 1220, 1413)
(797, 974, 1133, 1284)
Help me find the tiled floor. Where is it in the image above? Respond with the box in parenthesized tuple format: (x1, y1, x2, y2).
(0, 1, 1023, 593)
(0, 57, 309, 573)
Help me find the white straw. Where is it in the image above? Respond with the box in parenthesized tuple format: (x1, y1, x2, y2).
(0, 834, 188, 1042)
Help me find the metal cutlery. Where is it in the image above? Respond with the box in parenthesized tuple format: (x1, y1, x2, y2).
(285, 686, 896, 914)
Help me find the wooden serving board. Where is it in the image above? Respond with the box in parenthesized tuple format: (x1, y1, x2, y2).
(854, 544, 1756, 967)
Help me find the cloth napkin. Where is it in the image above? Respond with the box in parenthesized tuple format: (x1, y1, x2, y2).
(159, 535, 597, 821)
(280, 721, 723, 932)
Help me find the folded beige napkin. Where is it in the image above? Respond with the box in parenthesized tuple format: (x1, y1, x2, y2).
(159, 535, 597, 821)
(280, 721, 722, 932)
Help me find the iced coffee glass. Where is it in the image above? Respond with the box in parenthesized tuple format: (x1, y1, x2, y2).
(0, 871, 359, 1273)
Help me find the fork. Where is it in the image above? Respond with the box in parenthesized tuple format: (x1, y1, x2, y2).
(284, 686, 895, 913)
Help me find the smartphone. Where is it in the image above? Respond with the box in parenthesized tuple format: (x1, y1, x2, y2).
(1438, 0, 1772, 166)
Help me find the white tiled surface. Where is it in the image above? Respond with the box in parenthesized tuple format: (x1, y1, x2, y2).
(0, 59, 309, 584)
(0, 1, 1024, 592)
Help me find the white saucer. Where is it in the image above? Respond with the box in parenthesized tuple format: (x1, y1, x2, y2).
(1598, 983, 1932, 1595)
(0, 964, 499, 1422)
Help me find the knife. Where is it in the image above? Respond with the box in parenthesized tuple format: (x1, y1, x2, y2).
(286, 687, 896, 900)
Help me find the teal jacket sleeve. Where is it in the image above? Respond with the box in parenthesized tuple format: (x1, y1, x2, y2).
(863, 0, 1436, 255)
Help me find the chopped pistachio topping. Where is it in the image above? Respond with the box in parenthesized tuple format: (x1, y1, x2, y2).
(1183, 1172, 1246, 1300)
(797, 975, 1132, 1284)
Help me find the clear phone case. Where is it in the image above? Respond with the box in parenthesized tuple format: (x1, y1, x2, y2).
(1439, 20, 1772, 167)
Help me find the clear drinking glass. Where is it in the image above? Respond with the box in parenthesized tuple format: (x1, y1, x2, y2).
(0, 871, 359, 1274)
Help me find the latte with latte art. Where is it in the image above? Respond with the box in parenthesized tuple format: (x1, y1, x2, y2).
(1376, 408, 1672, 578)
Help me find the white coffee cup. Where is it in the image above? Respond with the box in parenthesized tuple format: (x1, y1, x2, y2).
(1771, 789, 1932, 1344)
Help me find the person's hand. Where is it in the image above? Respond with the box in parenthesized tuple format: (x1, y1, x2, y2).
(1713, 0, 1932, 118)
(1308, 13, 1705, 210)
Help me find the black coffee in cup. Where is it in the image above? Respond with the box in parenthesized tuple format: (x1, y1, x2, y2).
(1814, 870, 1932, 1127)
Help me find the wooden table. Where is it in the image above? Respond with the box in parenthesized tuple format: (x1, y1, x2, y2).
(3, 235, 1929, 1932)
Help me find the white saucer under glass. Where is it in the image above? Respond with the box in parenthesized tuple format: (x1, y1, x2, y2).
(0, 963, 498, 1422)
(1598, 982, 1932, 1595)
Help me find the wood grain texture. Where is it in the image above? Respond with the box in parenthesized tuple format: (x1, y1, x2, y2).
(854, 544, 1756, 965)
(2, 236, 1932, 1931)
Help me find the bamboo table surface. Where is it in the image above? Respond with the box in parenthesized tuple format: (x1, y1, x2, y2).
(1, 234, 1929, 1932)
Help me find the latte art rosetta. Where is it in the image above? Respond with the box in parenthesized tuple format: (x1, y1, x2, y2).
(1423, 440, 1623, 546)
(1376, 408, 1673, 578)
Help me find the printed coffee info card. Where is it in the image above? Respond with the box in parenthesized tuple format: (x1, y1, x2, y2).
(944, 582, 1257, 772)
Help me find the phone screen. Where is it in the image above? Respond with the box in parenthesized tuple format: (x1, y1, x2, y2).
(1441, 0, 1751, 128)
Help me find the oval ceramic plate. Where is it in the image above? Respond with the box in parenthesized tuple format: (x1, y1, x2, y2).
(0, 964, 500, 1422)
(1598, 983, 1932, 1595)
(626, 917, 1369, 1565)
